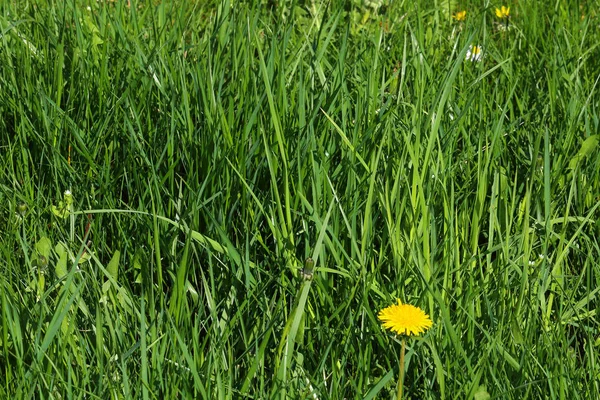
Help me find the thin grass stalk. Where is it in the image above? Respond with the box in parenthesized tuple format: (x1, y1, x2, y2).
(397, 337, 406, 400)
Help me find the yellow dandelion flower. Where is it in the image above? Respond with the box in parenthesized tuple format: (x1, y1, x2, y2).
(452, 10, 467, 22)
(495, 6, 510, 19)
(378, 299, 433, 336)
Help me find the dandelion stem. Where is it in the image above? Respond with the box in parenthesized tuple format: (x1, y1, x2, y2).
(396, 337, 406, 400)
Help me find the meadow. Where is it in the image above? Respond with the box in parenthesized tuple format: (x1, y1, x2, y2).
(1, 0, 599, 398)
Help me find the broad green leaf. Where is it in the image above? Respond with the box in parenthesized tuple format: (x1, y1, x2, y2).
(35, 237, 52, 258)
(569, 135, 599, 169)
(37, 274, 45, 298)
(77, 251, 92, 264)
(107, 250, 120, 281)
(92, 33, 104, 47)
(83, 14, 100, 34)
(54, 243, 68, 278)
(52, 201, 70, 218)
(117, 287, 134, 315)
(511, 315, 524, 345)
(474, 385, 491, 400)
(102, 281, 111, 295)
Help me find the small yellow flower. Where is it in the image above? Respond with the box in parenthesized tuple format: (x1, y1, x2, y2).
(495, 6, 510, 19)
(378, 299, 433, 336)
(453, 10, 467, 22)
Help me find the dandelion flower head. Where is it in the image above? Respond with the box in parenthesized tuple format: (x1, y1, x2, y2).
(466, 45, 483, 62)
(452, 10, 467, 22)
(495, 6, 510, 19)
(378, 299, 433, 336)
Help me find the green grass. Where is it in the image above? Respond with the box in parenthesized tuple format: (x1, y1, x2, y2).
(1, 0, 600, 398)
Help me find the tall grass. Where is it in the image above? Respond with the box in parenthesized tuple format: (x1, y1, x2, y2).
(1, 0, 599, 398)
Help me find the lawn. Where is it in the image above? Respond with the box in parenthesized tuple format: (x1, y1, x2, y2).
(1, 0, 599, 398)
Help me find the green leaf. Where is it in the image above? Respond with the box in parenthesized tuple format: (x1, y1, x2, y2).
(77, 251, 92, 264)
(51, 201, 69, 218)
(83, 14, 100, 35)
(117, 287, 134, 315)
(92, 33, 104, 47)
(569, 135, 599, 169)
(107, 250, 120, 281)
(101, 281, 111, 295)
(474, 385, 491, 400)
(55, 243, 68, 279)
(510, 315, 524, 345)
(37, 274, 45, 298)
(35, 237, 52, 259)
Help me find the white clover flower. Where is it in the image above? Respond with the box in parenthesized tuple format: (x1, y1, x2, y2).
(466, 45, 484, 62)
(496, 23, 512, 32)
(64, 189, 73, 207)
(364, 0, 383, 10)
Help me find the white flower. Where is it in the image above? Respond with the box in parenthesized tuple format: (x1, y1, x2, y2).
(466, 45, 484, 62)
(364, 0, 383, 9)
